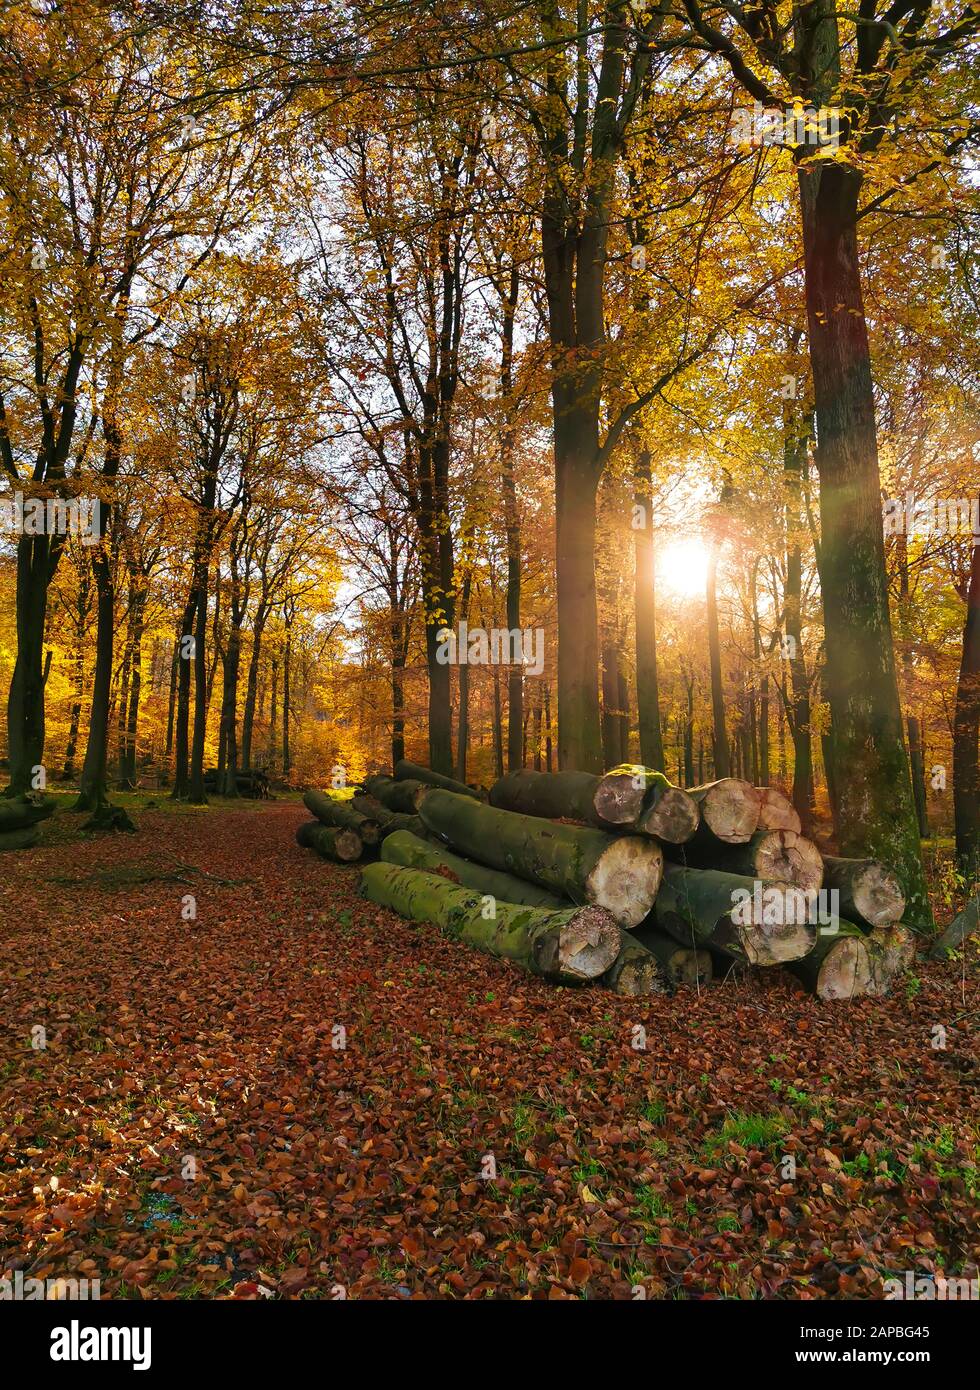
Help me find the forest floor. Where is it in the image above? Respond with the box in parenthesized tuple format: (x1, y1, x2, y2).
(1, 802, 978, 1300)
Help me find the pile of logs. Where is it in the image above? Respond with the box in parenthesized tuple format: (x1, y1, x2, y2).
(0, 794, 56, 851)
(296, 762, 915, 1001)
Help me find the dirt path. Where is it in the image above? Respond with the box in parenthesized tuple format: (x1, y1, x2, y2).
(1, 804, 977, 1298)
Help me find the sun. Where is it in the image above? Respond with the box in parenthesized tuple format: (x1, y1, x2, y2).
(656, 537, 711, 599)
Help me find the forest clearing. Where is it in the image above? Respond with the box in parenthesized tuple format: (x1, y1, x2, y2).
(1, 0, 978, 1356)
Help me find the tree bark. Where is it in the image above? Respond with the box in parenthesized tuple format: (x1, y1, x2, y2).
(420, 788, 663, 927)
(380, 827, 567, 908)
(798, 157, 929, 922)
(360, 862, 621, 985)
(633, 450, 665, 770)
(953, 530, 980, 870)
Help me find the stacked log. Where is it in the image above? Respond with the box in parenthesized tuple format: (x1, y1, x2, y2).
(489, 765, 699, 844)
(293, 761, 914, 1002)
(363, 773, 428, 814)
(672, 828, 824, 892)
(303, 789, 380, 845)
(419, 788, 663, 928)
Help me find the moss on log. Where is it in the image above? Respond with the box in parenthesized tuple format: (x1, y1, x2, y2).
(653, 864, 816, 966)
(393, 760, 482, 799)
(380, 829, 567, 908)
(359, 861, 621, 984)
(596, 765, 700, 843)
(419, 789, 663, 928)
(930, 896, 980, 959)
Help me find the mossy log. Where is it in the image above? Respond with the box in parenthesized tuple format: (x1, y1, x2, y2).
(304, 789, 380, 845)
(296, 820, 363, 862)
(0, 795, 57, 833)
(359, 861, 621, 985)
(785, 921, 878, 999)
(362, 773, 428, 814)
(676, 829, 824, 891)
(600, 936, 671, 996)
(596, 765, 700, 843)
(821, 855, 906, 929)
(0, 825, 42, 851)
(419, 789, 663, 928)
(756, 786, 802, 834)
(631, 927, 712, 988)
(380, 829, 567, 908)
(489, 768, 605, 824)
(683, 779, 762, 845)
(929, 895, 980, 959)
(653, 864, 816, 966)
(393, 760, 482, 799)
(350, 794, 424, 840)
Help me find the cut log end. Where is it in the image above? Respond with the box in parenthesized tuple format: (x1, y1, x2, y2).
(637, 786, 700, 843)
(756, 786, 802, 834)
(754, 830, 824, 891)
(816, 936, 874, 1000)
(586, 836, 664, 928)
(535, 906, 622, 983)
(592, 770, 647, 825)
(701, 779, 762, 843)
(733, 911, 817, 967)
(853, 864, 906, 927)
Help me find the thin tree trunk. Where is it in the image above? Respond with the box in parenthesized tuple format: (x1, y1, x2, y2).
(634, 450, 665, 769)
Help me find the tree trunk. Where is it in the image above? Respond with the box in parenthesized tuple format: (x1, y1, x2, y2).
(380, 827, 567, 908)
(798, 157, 929, 923)
(555, 447, 602, 771)
(188, 577, 208, 803)
(757, 785, 801, 834)
(303, 789, 381, 844)
(359, 861, 621, 985)
(419, 787, 663, 928)
(786, 921, 876, 999)
(706, 540, 730, 777)
(953, 530, 980, 871)
(634, 450, 665, 770)
(363, 773, 429, 813)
